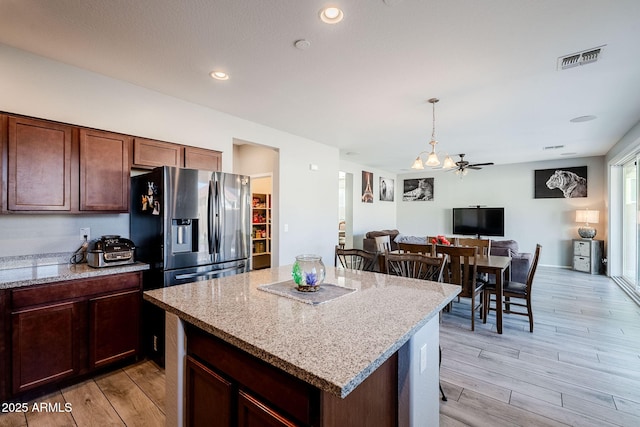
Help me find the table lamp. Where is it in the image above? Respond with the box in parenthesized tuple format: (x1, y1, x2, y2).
(575, 209, 599, 239)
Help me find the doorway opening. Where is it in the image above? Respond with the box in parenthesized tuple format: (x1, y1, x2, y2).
(339, 172, 354, 249)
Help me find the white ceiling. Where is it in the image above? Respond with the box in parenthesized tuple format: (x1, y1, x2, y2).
(1, 0, 640, 173)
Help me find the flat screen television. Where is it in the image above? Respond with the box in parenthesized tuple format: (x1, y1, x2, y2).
(452, 207, 505, 237)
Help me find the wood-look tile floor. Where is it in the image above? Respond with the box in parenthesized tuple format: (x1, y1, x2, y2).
(440, 266, 640, 427)
(0, 360, 165, 427)
(1, 267, 639, 426)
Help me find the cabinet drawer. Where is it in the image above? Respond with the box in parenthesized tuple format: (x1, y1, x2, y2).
(573, 256, 590, 272)
(573, 241, 591, 257)
(11, 272, 141, 309)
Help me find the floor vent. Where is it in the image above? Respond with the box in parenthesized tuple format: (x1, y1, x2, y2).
(557, 46, 604, 70)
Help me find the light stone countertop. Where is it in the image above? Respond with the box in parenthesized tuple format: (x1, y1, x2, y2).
(0, 252, 149, 290)
(144, 265, 460, 398)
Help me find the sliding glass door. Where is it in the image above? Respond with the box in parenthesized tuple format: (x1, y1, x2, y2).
(622, 157, 639, 290)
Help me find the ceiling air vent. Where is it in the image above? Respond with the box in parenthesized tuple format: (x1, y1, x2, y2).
(557, 46, 605, 70)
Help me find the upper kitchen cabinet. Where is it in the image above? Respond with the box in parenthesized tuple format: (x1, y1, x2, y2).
(133, 137, 184, 169)
(133, 137, 222, 171)
(80, 129, 132, 212)
(184, 146, 221, 171)
(6, 116, 74, 211)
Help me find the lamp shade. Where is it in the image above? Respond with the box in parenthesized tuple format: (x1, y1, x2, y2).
(575, 209, 599, 224)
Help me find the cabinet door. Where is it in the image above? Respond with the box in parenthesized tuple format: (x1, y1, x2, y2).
(7, 116, 73, 211)
(184, 146, 221, 171)
(89, 290, 140, 369)
(186, 355, 233, 427)
(237, 390, 298, 427)
(12, 301, 81, 394)
(133, 137, 184, 169)
(80, 128, 132, 211)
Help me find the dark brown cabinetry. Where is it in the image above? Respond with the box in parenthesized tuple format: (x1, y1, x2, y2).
(133, 138, 222, 171)
(80, 128, 131, 211)
(133, 137, 184, 169)
(184, 146, 222, 171)
(1, 114, 132, 213)
(185, 324, 398, 427)
(8, 272, 141, 396)
(6, 116, 74, 211)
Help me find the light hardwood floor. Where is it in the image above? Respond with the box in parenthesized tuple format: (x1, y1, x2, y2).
(1, 267, 639, 426)
(440, 266, 640, 427)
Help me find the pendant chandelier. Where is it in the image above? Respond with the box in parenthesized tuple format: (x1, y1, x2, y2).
(411, 98, 455, 170)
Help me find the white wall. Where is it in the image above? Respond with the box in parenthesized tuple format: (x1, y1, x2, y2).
(338, 160, 397, 249)
(0, 44, 338, 265)
(396, 156, 606, 267)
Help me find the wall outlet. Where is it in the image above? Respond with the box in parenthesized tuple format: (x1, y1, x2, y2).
(80, 227, 90, 241)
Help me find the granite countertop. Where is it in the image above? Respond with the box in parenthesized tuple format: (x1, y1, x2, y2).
(144, 265, 460, 398)
(0, 252, 149, 290)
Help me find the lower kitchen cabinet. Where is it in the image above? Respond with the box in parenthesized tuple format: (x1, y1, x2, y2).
(186, 355, 233, 427)
(185, 324, 398, 427)
(89, 289, 140, 369)
(8, 272, 142, 396)
(12, 300, 83, 394)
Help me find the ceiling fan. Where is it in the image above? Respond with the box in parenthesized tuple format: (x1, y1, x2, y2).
(451, 154, 494, 175)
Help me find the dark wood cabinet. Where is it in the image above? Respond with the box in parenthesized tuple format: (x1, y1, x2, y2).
(185, 323, 399, 427)
(185, 146, 222, 171)
(8, 272, 142, 397)
(89, 289, 140, 369)
(6, 116, 74, 211)
(80, 128, 132, 212)
(133, 137, 222, 171)
(11, 300, 82, 394)
(238, 390, 298, 427)
(186, 355, 233, 427)
(133, 137, 184, 169)
(0, 290, 10, 401)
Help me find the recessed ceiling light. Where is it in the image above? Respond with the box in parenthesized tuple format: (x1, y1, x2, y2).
(319, 7, 344, 24)
(570, 115, 597, 123)
(210, 71, 229, 81)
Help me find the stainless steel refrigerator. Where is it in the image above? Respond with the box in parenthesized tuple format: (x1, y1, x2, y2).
(130, 166, 251, 364)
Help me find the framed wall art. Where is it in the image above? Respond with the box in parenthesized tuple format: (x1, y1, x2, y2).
(402, 177, 434, 201)
(534, 166, 587, 198)
(379, 177, 394, 201)
(361, 170, 374, 203)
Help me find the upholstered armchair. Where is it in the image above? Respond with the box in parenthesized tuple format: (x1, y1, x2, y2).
(490, 240, 533, 284)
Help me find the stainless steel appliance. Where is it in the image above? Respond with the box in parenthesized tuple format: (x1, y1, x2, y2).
(86, 235, 135, 267)
(130, 166, 251, 364)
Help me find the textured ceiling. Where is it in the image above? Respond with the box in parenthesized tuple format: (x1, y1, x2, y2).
(1, 0, 640, 172)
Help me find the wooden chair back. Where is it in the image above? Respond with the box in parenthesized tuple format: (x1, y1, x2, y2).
(457, 238, 491, 256)
(335, 246, 378, 271)
(435, 245, 478, 298)
(374, 235, 392, 252)
(385, 252, 446, 282)
(398, 242, 434, 255)
(525, 244, 542, 292)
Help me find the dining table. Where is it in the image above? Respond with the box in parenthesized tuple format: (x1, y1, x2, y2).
(470, 254, 512, 334)
(379, 249, 512, 334)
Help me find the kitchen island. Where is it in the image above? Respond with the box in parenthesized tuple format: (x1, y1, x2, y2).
(144, 265, 459, 426)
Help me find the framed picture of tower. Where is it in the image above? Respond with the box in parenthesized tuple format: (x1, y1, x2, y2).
(361, 171, 374, 203)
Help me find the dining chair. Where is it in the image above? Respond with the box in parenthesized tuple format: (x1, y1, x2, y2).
(385, 251, 446, 282)
(334, 246, 378, 271)
(374, 235, 392, 252)
(398, 242, 434, 255)
(483, 244, 541, 332)
(435, 244, 484, 331)
(457, 238, 491, 255)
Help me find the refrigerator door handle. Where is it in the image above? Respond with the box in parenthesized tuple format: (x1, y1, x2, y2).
(214, 178, 222, 255)
(208, 180, 215, 254)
